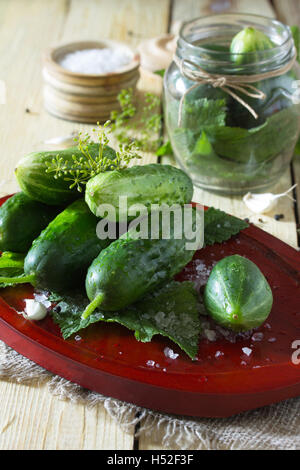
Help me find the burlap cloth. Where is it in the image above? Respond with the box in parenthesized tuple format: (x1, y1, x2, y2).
(0, 340, 299, 450)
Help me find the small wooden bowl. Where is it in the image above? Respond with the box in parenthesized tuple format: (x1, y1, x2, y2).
(43, 40, 140, 123)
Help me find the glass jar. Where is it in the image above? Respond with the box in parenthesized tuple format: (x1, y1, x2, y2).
(164, 14, 300, 194)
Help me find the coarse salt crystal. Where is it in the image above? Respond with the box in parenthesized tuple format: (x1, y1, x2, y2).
(164, 347, 179, 360)
(251, 332, 264, 342)
(204, 329, 217, 342)
(59, 48, 132, 75)
(215, 350, 224, 358)
(242, 347, 252, 356)
(146, 360, 155, 367)
(34, 292, 51, 309)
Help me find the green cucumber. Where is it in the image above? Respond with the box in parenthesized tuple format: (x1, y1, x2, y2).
(0, 199, 112, 292)
(230, 27, 275, 65)
(0, 192, 61, 253)
(15, 144, 116, 206)
(82, 208, 201, 318)
(85, 164, 194, 221)
(204, 255, 273, 331)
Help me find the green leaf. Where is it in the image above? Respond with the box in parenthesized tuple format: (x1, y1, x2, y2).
(51, 281, 201, 359)
(294, 136, 300, 155)
(111, 88, 163, 152)
(156, 140, 173, 157)
(0, 252, 26, 287)
(154, 69, 165, 77)
(193, 131, 214, 156)
(210, 106, 300, 164)
(204, 208, 248, 246)
(183, 98, 227, 134)
(291, 25, 300, 64)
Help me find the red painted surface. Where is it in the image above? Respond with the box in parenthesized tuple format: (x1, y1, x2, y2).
(0, 195, 299, 417)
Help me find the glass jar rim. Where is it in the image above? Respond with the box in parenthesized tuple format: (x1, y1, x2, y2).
(178, 13, 294, 69)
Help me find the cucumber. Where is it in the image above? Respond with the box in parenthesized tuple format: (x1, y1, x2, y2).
(85, 164, 194, 221)
(82, 208, 201, 318)
(15, 144, 116, 206)
(230, 27, 274, 65)
(204, 255, 273, 331)
(0, 199, 112, 292)
(0, 192, 61, 253)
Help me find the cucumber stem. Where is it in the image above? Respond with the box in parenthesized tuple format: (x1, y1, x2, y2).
(0, 274, 35, 285)
(82, 292, 105, 320)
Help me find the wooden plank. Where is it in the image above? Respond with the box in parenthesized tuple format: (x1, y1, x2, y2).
(0, 381, 136, 450)
(139, 0, 299, 451)
(0, 0, 170, 450)
(171, 0, 274, 21)
(272, 0, 300, 26)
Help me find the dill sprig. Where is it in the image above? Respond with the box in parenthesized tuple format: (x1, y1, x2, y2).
(110, 88, 163, 152)
(45, 121, 141, 192)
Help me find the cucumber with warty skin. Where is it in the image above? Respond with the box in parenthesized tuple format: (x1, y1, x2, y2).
(0, 199, 112, 292)
(204, 255, 273, 331)
(85, 164, 194, 221)
(82, 208, 201, 318)
(0, 192, 62, 253)
(15, 144, 116, 206)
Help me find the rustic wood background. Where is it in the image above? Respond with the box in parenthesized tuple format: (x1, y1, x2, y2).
(0, 0, 299, 450)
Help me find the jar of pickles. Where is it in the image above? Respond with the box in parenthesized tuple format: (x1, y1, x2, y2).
(164, 14, 300, 194)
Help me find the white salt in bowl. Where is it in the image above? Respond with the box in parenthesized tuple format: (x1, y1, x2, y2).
(43, 40, 140, 123)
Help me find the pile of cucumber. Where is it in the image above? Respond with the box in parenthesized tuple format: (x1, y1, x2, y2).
(0, 142, 273, 345)
(0, 144, 197, 319)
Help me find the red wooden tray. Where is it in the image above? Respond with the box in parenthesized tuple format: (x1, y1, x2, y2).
(0, 194, 299, 417)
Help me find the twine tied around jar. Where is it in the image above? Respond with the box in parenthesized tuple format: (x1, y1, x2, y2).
(174, 50, 297, 126)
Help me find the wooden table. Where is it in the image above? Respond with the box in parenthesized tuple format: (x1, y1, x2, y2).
(0, 0, 299, 450)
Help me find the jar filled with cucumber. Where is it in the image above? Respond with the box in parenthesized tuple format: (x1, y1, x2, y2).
(164, 14, 300, 195)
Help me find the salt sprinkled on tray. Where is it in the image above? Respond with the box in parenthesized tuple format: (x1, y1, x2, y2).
(59, 48, 132, 75)
(146, 360, 155, 367)
(204, 329, 217, 342)
(251, 332, 264, 342)
(164, 347, 179, 359)
(242, 347, 252, 357)
(215, 350, 224, 358)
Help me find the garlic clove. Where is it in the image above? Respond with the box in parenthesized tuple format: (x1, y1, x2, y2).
(243, 185, 297, 214)
(243, 192, 277, 214)
(24, 299, 48, 321)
